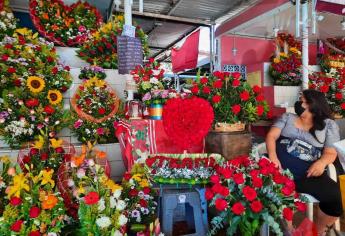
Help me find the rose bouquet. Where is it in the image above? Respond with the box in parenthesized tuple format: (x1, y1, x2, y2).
(29, 0, 103, 46)
(57, 142, 111, 218)
(17, 134, 75, 177)
(145, 154, 223, 185)
(269, 33, 302, 86)
(0, 168, 67, 235)
(0, 10, 18, 41)
(190, 71, 270, 128)
(79, 65, 106, 81)
(121, 165, 158, 233)
(309, 67, 345, 117)
(70, 77, 120, 144)
(207, 156, 307, 236)
(77, 15, 149, 69)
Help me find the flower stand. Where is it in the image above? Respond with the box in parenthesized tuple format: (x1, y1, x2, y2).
(161, 188, 208, 236)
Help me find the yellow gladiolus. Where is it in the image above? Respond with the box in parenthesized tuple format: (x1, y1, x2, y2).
(8, 173, 30, 197)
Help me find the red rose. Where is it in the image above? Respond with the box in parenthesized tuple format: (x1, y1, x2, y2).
(143, 187, 151, 194)
(281, 186, 294, 196)
(231, 104, 241, 115)
(232, 202, 245, 215)
(7, 67, 16, 73)
(44, 105, 55, 115)
(341, 103, 345, 110)
(222, 168, 232, 179)
(319, 85, 329, 93)
(23, 155, 31, 164)
(205, 188, 214, 201)
(283, 207, 294, 221)
(202, 86, 211, 94)
(250, 200, 263, 213)
(338, 83, 344, 89)
(200, 77, 208, 84)
(240, 91, 250, 101)
(233, 173, 244, 185)
(52, 67, 58, 75)
(25, 98, 39, 108)
(213, 80, 223, 88)
(252, 85, 261, 94)
(2, 54, 9, 61)
(210, 175, 220, 184)
(84, 191, 100, 205)
(212, 95, 221, 103)
(215, 198, 228, 211)
(55, 147, 65, 154)
(335, 93, 343, 100)
(29, 206, 41, 218)
(98, 107, 106, 115)
(232, 79, 240, 87)
(79, 85, 85, 91)
(10, 220, 23, 232)
(232, 72, 241, 79)
(258, 158, 270, 168)
(191, 85, 199, 94)
(242, 186, 257, 201)
(256, 94, 265, 102)
(13, 79, 22, 87)
(30, 148, 39, 156)
(256, 105, 264, 116)
(5, 43, 13, 49)
(10, 197, 22, 206)
(41, 153, 49, 161)
(295, 201, 307, 212)
(47, 56, 54, 63)
(29, 231, 40, 236)
(129, 189, 138, 197)
(139, 199, 148, 207)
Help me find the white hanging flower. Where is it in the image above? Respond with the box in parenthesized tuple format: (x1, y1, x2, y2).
(98, 198, 105, 212)
(96, 216, 111, 228)
(116, 200, 126, 211)
(113, 189, 122, 199)
(110, 196, 116, 209)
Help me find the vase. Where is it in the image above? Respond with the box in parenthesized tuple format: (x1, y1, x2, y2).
(205, 128, 252, 160)
(150, 103, 163, 120)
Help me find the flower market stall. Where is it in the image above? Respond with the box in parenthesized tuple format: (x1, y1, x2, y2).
(1, 0, 345, 235)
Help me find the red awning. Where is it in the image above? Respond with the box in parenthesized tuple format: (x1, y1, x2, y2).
(316, 0, 345, 15)
(171, 29, 200, 73)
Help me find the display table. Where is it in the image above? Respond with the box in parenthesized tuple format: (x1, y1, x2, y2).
(115, 119, 205, 170)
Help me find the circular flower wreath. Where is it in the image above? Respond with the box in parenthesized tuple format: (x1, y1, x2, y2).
(29, 0, 103, 46)
(77, 15, 149, 69)
(162, 96, 214, 150)
(0, 29, 72, 147)
(70, 77, 120, 144)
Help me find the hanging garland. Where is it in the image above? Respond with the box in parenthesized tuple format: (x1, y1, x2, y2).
(29, 0, 103, 46)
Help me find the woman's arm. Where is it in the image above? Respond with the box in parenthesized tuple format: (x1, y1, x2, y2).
(266, 127, 282, 168)
(307, 147, 337, 177)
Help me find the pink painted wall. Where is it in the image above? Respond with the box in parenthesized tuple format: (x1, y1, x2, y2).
(221, 35, 317, 67)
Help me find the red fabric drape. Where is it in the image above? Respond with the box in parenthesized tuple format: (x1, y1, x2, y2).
(316, 0, 345, 15)
(171, 29, 200, 73)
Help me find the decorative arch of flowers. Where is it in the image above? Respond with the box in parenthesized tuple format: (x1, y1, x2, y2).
(0, 28, 72, 147)
(77, 15, 149, 69)
(29, 0, 103, 46)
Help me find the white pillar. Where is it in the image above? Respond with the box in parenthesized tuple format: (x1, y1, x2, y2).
(139, 0, 144, 13)
(301, 2, 309, 89)
(296, 0, 300, 38)
(124, 0, 132, 26)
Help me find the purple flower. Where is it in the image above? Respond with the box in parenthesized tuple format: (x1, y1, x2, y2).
(0, 111, 9, 119)
(131, 210, 140, 218)
(78, 25, 86, 32)
(161, 90, 169, 99)
(142, 93, 151, 101)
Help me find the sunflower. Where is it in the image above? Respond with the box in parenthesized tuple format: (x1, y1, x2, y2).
(47, 90, 62, 105)
(27, 76, 45, 93)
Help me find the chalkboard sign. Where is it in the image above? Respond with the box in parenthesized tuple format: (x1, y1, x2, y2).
(117, 36, 143, 75)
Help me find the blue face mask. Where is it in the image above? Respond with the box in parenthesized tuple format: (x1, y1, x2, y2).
(294, 101, 305, 116)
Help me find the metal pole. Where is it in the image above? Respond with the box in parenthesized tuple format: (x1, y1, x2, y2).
(301, 2, 309, 89)
(209, 25, 215, 73)
(124, 0, 132, 26)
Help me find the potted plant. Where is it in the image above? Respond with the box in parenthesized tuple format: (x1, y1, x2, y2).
(207, 156, 307, 236)
(190, 71, 270, 159)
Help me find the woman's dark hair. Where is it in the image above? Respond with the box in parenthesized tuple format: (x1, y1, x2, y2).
(302, 89, 333, 142)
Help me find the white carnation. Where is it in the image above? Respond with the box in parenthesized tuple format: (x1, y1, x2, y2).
(118, 214, 128, 226)
(96, 216, 111, 228)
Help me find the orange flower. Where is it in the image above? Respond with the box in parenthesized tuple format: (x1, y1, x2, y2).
(41, 194, 58, 210)
(42, 13, 49, 20)
(71, 154, 85, 167)
(51, 24, 59, 31)
(95, 150, 107, 159)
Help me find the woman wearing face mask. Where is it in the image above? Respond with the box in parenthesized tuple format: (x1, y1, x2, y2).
(266, 89, 342, 235)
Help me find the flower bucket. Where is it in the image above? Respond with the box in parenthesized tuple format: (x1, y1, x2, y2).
(150, 103, 163, 120)
(214, 122, 245, 132)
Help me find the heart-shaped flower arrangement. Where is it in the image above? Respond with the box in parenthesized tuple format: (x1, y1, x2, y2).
(163, 96, 214, 150)
(29, 0, 103, 46)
